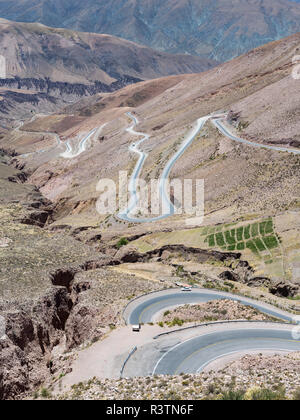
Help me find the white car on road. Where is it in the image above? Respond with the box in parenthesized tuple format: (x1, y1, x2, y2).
(132, 324, 141, 332)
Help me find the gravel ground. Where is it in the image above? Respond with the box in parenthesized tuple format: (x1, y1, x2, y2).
(50, 352, 300, 400)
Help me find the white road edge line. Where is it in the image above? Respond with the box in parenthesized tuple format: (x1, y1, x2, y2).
(195, 348, 295, 373)
(151, 328, 295, 376)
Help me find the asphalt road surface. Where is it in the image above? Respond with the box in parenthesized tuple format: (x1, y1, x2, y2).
(118, 112, 300, 223)
(124, 288, 294, 325)
(60, 125, 106, 158)
(152, 327, 300, 375)
(118, 113, 209, 223)
(213, 118, 300, 155)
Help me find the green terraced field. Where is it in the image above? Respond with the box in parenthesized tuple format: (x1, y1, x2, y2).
(204, 218, 279, 256)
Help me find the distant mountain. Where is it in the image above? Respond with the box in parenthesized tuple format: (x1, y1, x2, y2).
(0, 18, 216, 123)
(0, 18, 215, 84)
(0, 0, 300, 61)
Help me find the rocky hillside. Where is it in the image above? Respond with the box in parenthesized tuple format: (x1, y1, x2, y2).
(0, 150, 161, 399)
(0, 77, 142, 124)
(1, 0, 300, 61)
(56, 352, 300, 400)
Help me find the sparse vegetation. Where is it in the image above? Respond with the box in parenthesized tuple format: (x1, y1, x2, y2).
(56, 352, 300, 400)
(161, 300, 275, 325)
(116, 237, 129, 249)
(40, 388, 52, 399)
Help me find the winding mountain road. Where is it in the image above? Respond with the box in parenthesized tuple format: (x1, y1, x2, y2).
(213, 118, 300, 155)
(12, 108, 300, 384)
(118, 112, 300, 224)
(118, 112, 152, 222)
(120, 289, 299, 377)
(15, 118, 63, 158)
(123, 289, 294, 325)
(151, 326, 300, 376)
(118, 112, 210, 223)
(60, 124, 106, 159)
(15, 111, 300, 378)
(16, 116, 105, 159)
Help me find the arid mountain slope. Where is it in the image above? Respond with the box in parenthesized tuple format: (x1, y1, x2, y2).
(0, 18, 216, 83)
(3, 32, 299, 294)
(6, 32, 299, 209)
(1, 32, 300, 400)
(0, 18, 215, 124)
(1, 0, 300, 61)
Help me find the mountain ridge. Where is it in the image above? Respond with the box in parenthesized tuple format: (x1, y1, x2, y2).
(1, 0, 300, 61)
(0, 18, 216, 83)
(0, 18, 216, 124)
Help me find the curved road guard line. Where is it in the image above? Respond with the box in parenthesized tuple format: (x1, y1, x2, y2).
(152, 325, 300, 376)
(120, 346, 138, 378)
(195, 347, 292, 373)
(122, 287, 173, 325)
(153, 319, 292, 340)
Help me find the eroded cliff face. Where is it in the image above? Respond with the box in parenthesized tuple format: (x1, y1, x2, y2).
(0, 154, 156, 399)
(0, 76, 143, 122)
(0, 261, 106, 400)
(0, 285, 73, 399)
(0, 76, 142, 100)
(0, 258, 162, 399)
(0, 156, 100, 399)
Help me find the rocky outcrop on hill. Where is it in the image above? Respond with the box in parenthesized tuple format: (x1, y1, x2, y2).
(219, 267, 299, 298)
(0, 76, 143, 121)
(0, 76, 142, 101)
(270, 282, 299, 298)
(115, 244, 241, 264)
(114, 244, 299, 298)
(0, 285, 73, 399)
